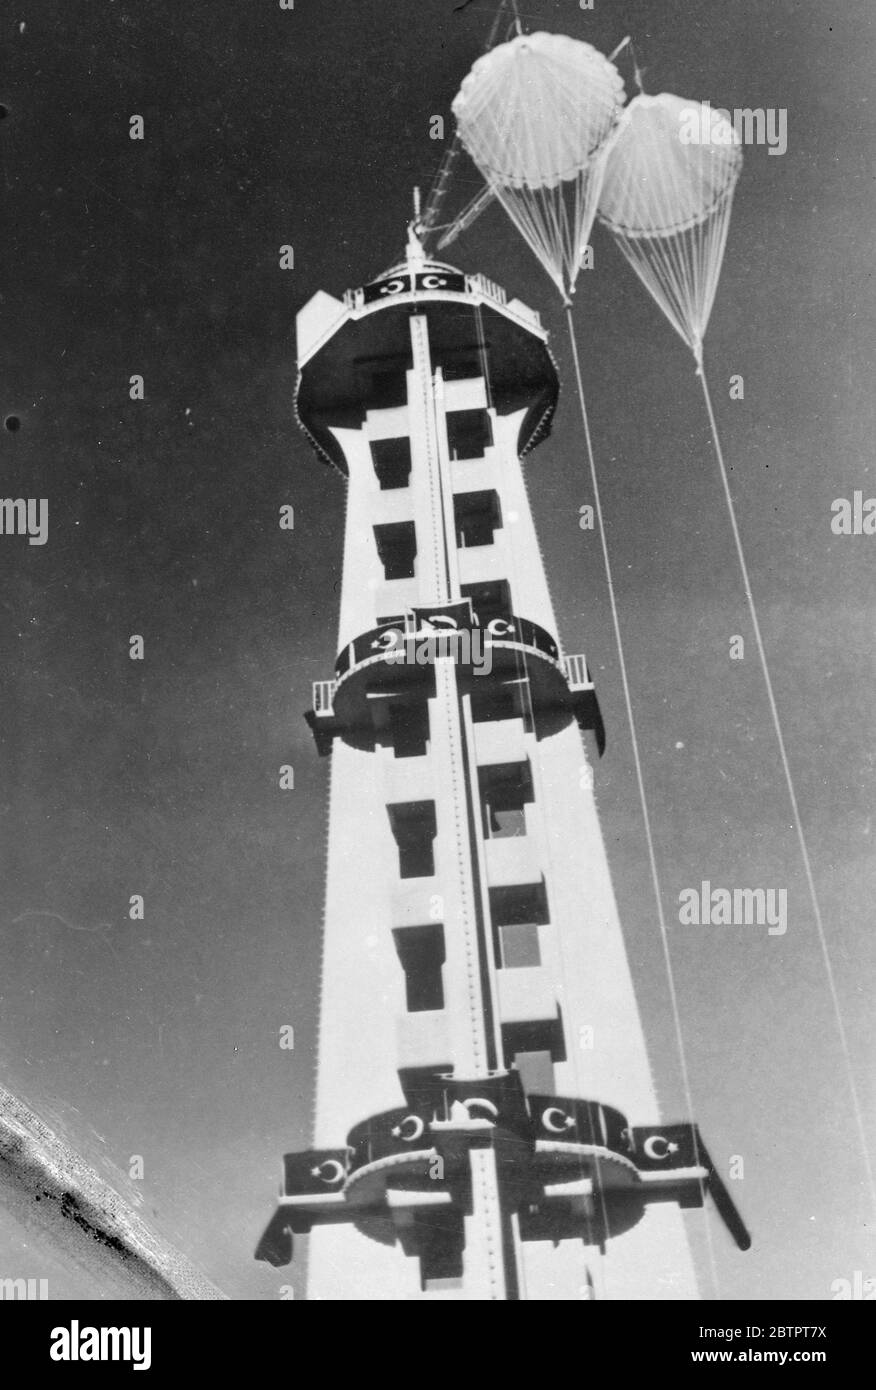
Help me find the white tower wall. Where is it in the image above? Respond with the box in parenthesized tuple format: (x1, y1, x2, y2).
(274, 255, 701, 1300)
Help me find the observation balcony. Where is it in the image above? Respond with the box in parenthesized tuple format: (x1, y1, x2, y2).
(295, 259, 558, 476)
(255, 1069, 751, 1270)
(305, 602, 605, 754)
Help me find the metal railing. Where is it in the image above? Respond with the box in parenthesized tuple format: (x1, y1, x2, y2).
(465, 271, 507, 307)
(564, 654, 594, 692)
(312, 680, 337, 716)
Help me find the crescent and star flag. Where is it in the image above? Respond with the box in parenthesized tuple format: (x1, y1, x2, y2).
(530, 1094, 629, 1152)
(283, 1148, 349, 1196)
(629, 1123, 700, 1170)
(254, 1209, 295, 1268)
(346, 1106, 433, 1169)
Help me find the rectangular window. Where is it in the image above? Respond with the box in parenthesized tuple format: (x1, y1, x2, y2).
(358, 353, 411, 409)
(393, 924, 445, 1012)
(454, 490, 501, 548)
(490, 881, 549, 969)
(388, 801, 437, 879)
(370, 370, 408, 409)
(440, 350, 482, 382)
(469, 679, 526, 725)
(461, 579, 512, 629)
(479, 760, 533, 840)
(370, 437, 412, 490)
(503, 1014, 565, 1069)
(388, 700, 430, 758)
(374, 521, 417, 580)
(446, 408, 493, 460)
(499, 922, 541, 968)
(513, 1050, 556, 1097)
(418, 1212, 465, 1290)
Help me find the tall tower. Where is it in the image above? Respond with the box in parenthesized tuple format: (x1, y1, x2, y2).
(256, 227, 748, 1300)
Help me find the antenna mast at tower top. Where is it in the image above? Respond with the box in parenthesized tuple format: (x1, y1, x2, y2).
(419, 0, 516, 246)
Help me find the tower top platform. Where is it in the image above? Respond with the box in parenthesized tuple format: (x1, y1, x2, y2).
(294, 225, 559, 475)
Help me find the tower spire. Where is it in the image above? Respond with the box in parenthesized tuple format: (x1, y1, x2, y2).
(406, 211, 426, 272)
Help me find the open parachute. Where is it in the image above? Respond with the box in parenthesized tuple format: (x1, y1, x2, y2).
(451, 31, 625, 302)
(598, 94, 743, 363)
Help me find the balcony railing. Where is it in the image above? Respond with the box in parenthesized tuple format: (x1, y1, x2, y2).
(306, 633, 602, 756)
(312, 680, 337, 717)
(563, 654, 594, 692)
(465, 272, 507, 307)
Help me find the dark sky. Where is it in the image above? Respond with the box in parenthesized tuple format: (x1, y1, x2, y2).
(1, 0, 873, 1299)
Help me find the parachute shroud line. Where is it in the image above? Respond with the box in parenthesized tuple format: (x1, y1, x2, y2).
(598, 90, 876, 1222)
(697, 361, 876, 1221)
(563, 303, 722, 1299)
(597, 93, 743, 363)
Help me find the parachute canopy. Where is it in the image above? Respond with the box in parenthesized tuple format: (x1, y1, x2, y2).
(452, 32, 625, 301)
(598, 93, 743, 360)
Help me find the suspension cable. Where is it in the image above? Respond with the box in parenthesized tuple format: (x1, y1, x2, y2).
(565, 304, 721, 1298)
(698, 359, 876, 1221)
(421, 0, 514, 242)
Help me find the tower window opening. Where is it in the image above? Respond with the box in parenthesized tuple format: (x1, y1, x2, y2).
(417, 1212, 465, 1290)
(370, 436, 412, 490)
(499, 923, 541, 968)
(513, 1049, 556, 1097)
(371, 371, 407, 408)
(502, 1014, 566, 1069)
(440, 349, 482, 382)
(375, 521, 417, 580)
(388, 699, 430, 758)
(469, 679, 526, 725)
(357, 354, 411, 409)
(388, 800, 437, 879)
(460, 578, 512, 628)
(490, 881, 549, 969)
(393, 924, 445, 1012)
(479, 760, 533, 839)
(446, 408, 493, 460)
(454, 489, 501, 548)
